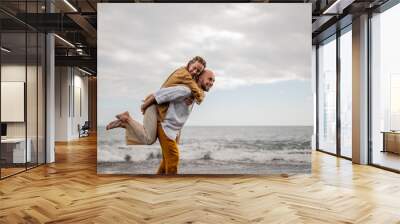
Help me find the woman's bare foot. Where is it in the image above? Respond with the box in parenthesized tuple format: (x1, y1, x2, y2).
(106, 120, 123, 130)
(116, 111, 131, 123)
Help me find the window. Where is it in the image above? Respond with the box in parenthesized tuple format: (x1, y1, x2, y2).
(371, 3, 400, 171)
(317, 36, 337, 154)
(340, 27, 352, 158)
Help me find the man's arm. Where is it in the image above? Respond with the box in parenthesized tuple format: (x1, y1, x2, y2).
(154, 86, 192, 104)
(141, 86, 192, 114)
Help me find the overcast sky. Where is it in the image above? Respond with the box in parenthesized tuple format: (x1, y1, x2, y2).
(98, 3, 313, 126)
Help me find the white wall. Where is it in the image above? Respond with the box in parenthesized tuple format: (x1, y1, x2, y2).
(71, 72, 89, 138)
(1, 65, 39, 138)
(1, 63, 46, 164)
(55, 66, 69, 141)
(1, 65, 26, 134)
(55, 67, 89, 141)
(75, 71, 89, 138)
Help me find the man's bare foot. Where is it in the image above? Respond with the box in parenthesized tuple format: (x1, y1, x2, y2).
(106, 120, 122, 130)
(116, 111, 131, 123)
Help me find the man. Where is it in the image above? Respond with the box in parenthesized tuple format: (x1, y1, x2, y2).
(141, 69, 215, 175)
(106, 56, 207, 145)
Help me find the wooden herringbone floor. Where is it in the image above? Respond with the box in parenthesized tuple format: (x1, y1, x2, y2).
(1, 135, 400, 224)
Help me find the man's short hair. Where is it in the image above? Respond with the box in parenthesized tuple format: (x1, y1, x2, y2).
(186, 56, 206, 69)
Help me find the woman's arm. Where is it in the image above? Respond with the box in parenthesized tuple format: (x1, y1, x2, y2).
(178, 72, 204, 105)
(141, 94, 156, 114)
(167, 68, 204, 104)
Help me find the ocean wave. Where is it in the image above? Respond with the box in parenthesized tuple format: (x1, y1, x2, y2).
(98, 126, 312, 164)
(179, 139, 311, 151)
(99, 141, 311, 161)
(193, 148, 310, 163)
(222, 140, 311, 150)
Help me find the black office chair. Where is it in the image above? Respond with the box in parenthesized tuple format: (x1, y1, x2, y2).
(79, 121, 90, 138)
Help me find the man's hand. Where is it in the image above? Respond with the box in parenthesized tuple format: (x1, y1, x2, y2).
(184, 97, 194, 106)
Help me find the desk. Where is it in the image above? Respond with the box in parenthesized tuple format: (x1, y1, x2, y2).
(381, 131, 400, 154)
(1, 138, 31, 163)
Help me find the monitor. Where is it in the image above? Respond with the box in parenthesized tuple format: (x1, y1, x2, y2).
(1, 123, 7, 137)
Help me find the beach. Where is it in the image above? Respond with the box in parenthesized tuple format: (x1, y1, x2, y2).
(97, 126, 312, 174)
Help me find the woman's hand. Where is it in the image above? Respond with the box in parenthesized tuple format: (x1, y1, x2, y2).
(141, 93, 156, 114)
(141, 104, 147, 114)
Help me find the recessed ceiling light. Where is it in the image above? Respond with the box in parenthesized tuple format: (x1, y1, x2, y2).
(54, 34, 75, 48)
(1, 47, 11, 53)
(63, 0, 78, 12)
(323, 0, 354, 15)
(78, 67, 93, 76)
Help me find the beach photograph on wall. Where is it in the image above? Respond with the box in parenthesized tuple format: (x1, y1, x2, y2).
(97, 3, 313, 174)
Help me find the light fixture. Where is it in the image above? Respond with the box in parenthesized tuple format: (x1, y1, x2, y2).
(78, 67, 93, 76)
(1, 47, 11, 53)
(54, 34, 75, 48)
(76, 48, 85, 55)
(322, 0, 354, 15)
(63, 0, 78, 12)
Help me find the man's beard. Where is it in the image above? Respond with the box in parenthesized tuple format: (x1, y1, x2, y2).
(201, 84, 209, 92)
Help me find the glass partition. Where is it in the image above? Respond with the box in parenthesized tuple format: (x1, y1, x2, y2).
(1, 30, 28, 177)
(0, 1, 46, 179)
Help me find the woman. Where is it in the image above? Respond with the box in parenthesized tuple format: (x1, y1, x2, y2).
(106, 56, 206, 145)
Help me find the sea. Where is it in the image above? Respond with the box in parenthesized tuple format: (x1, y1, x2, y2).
(97, 126, 312, 174)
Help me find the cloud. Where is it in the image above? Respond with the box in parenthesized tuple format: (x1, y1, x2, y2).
(98, 4, 311, 89)
(187, 25, 245, 43)
(97, 3, 312, 124)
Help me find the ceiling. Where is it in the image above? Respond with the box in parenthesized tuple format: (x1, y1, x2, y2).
(0, 0, 392, 75)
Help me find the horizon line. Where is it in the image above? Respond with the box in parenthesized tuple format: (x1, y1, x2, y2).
(97, 124, 313, 127)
